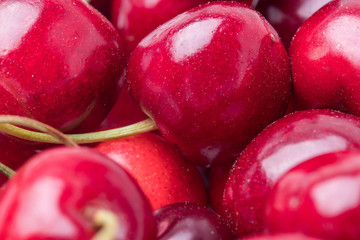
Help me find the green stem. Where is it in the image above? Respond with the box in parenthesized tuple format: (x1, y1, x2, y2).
(0, 162, 15, 178)
(0, 115, 79, 147)
(0, 118, 158, 144)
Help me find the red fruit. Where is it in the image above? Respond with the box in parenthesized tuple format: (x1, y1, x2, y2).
(154, 202, 234, 240)
(241, 233, 323, 240)
(0, 147, 157, 239)
(111, 0, 257, 55)
(265, 150, 360, 240)
(97, 87, 147, 130)
(127, 1, 291, 166)
(94, 133, 207, 210)
(0, 0, 126, 132)
(257, 0, 332, 49)
(219, 110, 360, 237)
(0, 134, 39, 186)
(290, 0, 360, 115)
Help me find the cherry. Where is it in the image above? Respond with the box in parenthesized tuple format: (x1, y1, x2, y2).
(241, 233, 323, 240)
(0, 0, 126, 133)
(94, 132, 207, 210)
(126, 1, 291, 166)
(96, 87, 147, 130)
(111, 0, 258, 55)
(290, 0, 360, 115)
(0, 147, 157, 239)
(218, 109, 360, 237)
(0, 133, 39, 186)
(265, 150, 360, 240)
(257, 0, 332, 49)
(154, 202, 233, 240)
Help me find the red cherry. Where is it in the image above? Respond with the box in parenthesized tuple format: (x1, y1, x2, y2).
(241, 233, 323, 240)
(0, 0, 126, 132)
(290, 0, 360, 115)
(219, 110, 360, 237)
(265, 150, 360, 240)
(94, 133, 207, 210)
(0, 147, 157, 239)
(154, 202, 234, 240)
(257, 0, 332, 49)
(0, 134, 39, 186)
(127, 1, 291, 166)
(111, 0, 257, 55)
(96, 87, 147, 130)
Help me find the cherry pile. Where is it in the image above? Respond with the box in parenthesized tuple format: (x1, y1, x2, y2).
(0, 0, 359, 239)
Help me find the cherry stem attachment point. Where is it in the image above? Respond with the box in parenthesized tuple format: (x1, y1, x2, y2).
(0, 116, 158, 145)
(90, 209, 119, 240)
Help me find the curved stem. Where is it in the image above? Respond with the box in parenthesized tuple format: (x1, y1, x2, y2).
(0, 162, 15, 178)
(91, 209, 119, 240)
(0, 118, 158, 144)
(0, 115, 78, 147)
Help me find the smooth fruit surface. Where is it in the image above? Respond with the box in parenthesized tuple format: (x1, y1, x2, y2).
(127, 1, 291, 166)
(265, 150, 360, 240)
(97, 87, 147, 130)
(291, 0, 360, 115)
(257, 0, 332, 49)
(111, 0, 257, 55)
(0, 147, 157, 239)
(94, 133, 207, 210)
(241, 233, 323, 240)
(219, 110, 360, 237)
(0, 0, 126, 132)
(154, 202, 233, 240)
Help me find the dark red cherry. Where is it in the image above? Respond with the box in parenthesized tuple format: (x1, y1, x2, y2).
(0, 147, 157, 239)
(111, 0, 257, 55)
(265, 150, 360, 240)
(0, 0, 126, 132)
(154, 202, 233, 240)
(94, 133, 207, 210)
(219, 110, 360, 237)
(0, 134, 39, 186)
(241, 233, 323, 240)
(257, 0, 332, 49)
(89, 0, 111, 19)
(127, 1, 291, 166)
(97, 87, 147, 130)
(290, 0, 360, 115)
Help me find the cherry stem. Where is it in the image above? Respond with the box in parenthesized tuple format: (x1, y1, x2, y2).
(0, 117, 158, 144)
(0, 115, 79, 147)
(0, 162, 15, 178)
(91, 209, 119, 240)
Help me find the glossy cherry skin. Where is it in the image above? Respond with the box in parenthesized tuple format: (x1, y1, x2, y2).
(241, 233, 323, 240)
(111, 0, 257, 55)
(96, 87, 147, 130)
(0, 0, 125, 133)
(127, 1, 291, 166)
(265, 150, 360, 240)
(0, 134, 39, 186)
(218, 110, 360, 237)
(154, 202, 233, 240)
(0, 147, 157, 239)
(291, 0, 360, 115)
(94, 133, 207, 210)
(257, 0, 332, 49)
